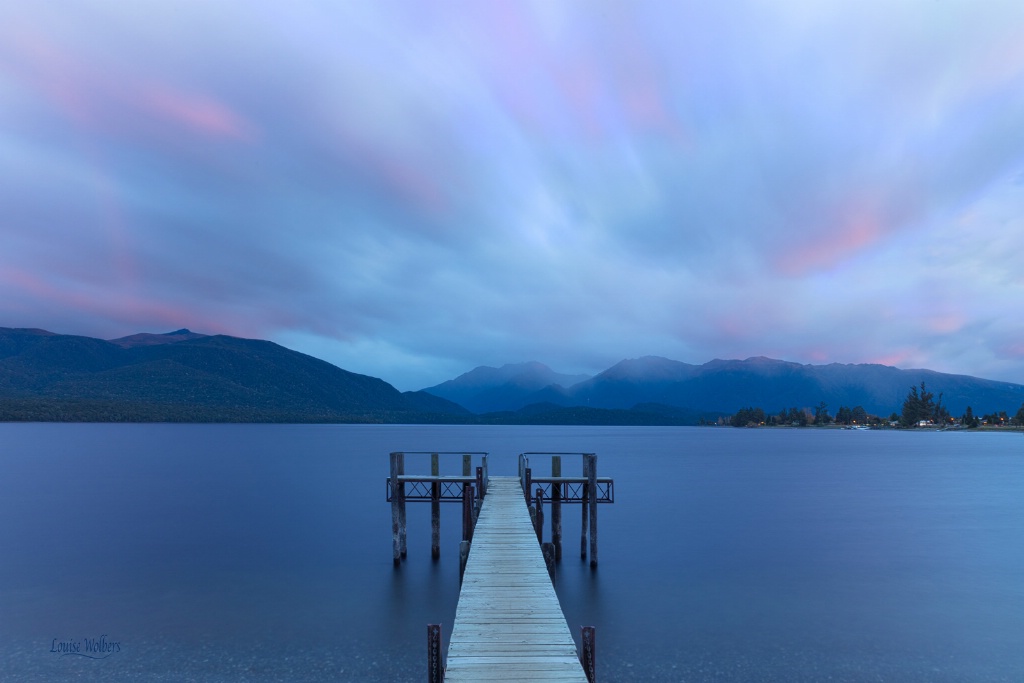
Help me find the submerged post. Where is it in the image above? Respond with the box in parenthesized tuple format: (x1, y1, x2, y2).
(428, 624, 444, 683)
(431, 453, 441, 560)
(586, 453, 598, 567)
(551, 455, 562, 562)
(580, 625, 596, 683)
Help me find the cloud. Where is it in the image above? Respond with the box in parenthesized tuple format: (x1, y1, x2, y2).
(2, 1, 1024, 390)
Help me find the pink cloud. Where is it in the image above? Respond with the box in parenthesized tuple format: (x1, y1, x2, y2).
(996, 341, 1024, 360)
(925, 313, 967, 335)
(4, 27, 256, 143)
(864, 350, 921, 368)
(773, 205, 883, 276)
(329, 126, 448, 217)
(142, 86, 256, 141)
(803, 349, 831, 363)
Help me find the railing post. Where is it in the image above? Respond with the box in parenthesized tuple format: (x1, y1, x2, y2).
(551, 455, 562, 562)
(586, 453, 598, 567)
(431, 453, 440, 560)
(524, 467, 532, 504)
(580, 625, 596, 683)
(428, 624, 444, 683)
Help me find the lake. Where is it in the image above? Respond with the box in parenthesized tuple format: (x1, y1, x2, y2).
(1, 424, 1022, 681)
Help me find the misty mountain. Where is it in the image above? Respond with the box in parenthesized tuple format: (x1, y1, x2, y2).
(422, 362, 591, 413)
(0, 327, 468, 422)
(5, 326, 1022, 424)
(426, 355, 1024, 417)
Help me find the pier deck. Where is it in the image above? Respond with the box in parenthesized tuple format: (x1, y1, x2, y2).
(444, 476, 588, 682)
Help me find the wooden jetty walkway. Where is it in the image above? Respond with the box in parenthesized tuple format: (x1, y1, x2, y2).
(444, 476, 589, 682)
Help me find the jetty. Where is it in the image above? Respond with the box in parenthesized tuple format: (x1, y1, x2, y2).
(444, 476, 589, 681)
(386, 452, 614, 682)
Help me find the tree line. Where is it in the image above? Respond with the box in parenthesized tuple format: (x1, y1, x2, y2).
(722, 382, 1024, 428)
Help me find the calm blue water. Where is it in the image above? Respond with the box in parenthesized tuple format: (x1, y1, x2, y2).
(1, 424, 1022, 682)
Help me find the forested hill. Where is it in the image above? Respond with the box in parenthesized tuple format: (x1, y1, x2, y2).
(0, 327, 466, 422)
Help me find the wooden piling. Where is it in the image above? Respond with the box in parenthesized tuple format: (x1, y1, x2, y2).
(462, 483, 474, 542)
(551, 455, 562, 562)
(542, 542, 556, 583)
(580, 625, 596, 683)
(475, 466, 484, 520)
(535, 487, 544, 543)
(586, 453, 597, 567)
(524, 467, 532, 505)
(428, 624, 444, 683)
(390, 452, 402, 565)
(397, 452, 407, 559)
(462, 454, 471, 477)
(431, 453, 440, 560)
(458, 540, 470, 582)
(580, 456, 589, 560)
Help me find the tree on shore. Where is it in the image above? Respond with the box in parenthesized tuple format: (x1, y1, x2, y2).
(730, 406, 766, 427)
(901, 382, 937, 426)
(833, 405, 869, 425)
(1015, 403, 1024, 427)
(962, 406, 979, 428)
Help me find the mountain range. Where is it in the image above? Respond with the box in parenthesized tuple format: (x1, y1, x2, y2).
(423, 355, 1024, 418)
(3, 326, 1023, 423)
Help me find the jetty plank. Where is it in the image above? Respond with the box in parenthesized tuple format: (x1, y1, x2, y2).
(444, 477, 587, 682)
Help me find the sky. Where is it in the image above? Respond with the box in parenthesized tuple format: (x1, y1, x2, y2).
(3, 1, 1024, 391)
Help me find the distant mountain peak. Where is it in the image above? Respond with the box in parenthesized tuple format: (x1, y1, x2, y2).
(598, 356, 695, 380)
(437, 361, 586, 388)
(422, 361, 592, 413)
